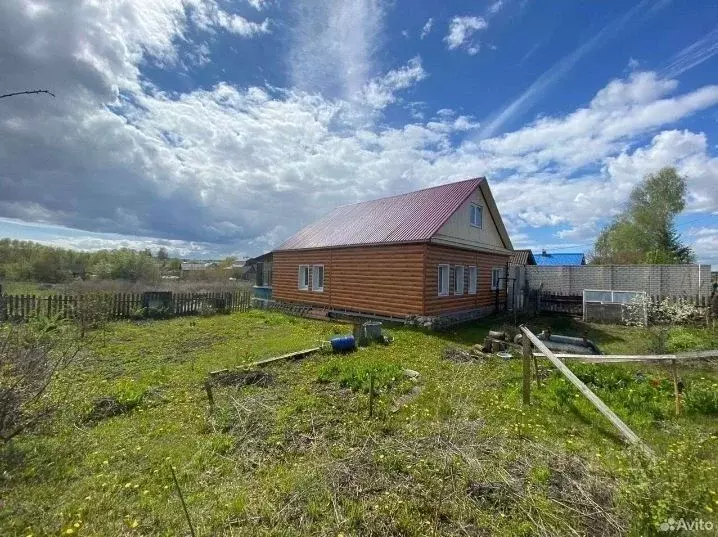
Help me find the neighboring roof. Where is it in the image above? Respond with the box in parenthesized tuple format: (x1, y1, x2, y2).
(510, 249, 536, 265)
(276, 178, 512, 251)
(534, 252, 586, 266)
(245, 251, 273, 265)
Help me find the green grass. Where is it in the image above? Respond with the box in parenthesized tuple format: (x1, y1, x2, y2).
(1, 281, 58, 296)
(1, 311, 717, 536)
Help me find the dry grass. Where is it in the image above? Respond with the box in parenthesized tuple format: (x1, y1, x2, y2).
(0, 311, 716, 536)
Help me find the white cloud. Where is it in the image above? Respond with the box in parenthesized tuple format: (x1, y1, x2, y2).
(420, 17, 433, 39)
(289, 0, 384, 100)
(663, 26, 718, 78)
(212, 10, 269, 37)
(479, 72, 718, 170)
(488, 1, 504, 15)
(686, 227, 718, 267)
(445, 16, 487, 52)
(361, 57, 427, 110)
(246, 0, 270, 10)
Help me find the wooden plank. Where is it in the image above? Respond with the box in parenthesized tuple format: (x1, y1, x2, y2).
(533, 350, 718, 362)
(521, 325, 651, 453)
(252, 347, 321, 367)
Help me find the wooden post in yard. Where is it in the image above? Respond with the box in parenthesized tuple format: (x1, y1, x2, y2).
(522, 333, 531, 405)
(671, 359, 680, 417)
(521, 325, 652, 455)
(204, 380, 215, 413)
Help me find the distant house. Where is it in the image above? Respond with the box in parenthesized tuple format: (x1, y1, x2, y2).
(181, 262, 208, 271)
(245, 252, 273, 298)
(534, 250, 586, 266)
(272, 177, 514, 320)
(510, 249, 536, 265)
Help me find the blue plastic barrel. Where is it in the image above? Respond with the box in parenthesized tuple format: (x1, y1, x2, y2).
(331, 335, 356, 352)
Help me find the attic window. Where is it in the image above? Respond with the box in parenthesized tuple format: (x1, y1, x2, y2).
(470, 204, 482, 228)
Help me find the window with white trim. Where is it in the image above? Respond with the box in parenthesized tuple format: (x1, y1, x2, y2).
(454, 265, 464, 294)
(468, 266, 477, 295)
(438, 264, 449, 296)
(312, 264, 324, 292)
(470, 204, 483, 228)
(491, 267, 502, 291)
(298, 265, 310, 290)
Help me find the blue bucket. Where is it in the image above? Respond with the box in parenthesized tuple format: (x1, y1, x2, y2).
(331, 335, 356, 352)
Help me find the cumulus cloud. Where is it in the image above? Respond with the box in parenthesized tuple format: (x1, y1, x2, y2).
(444, 16, 487, 53)
(361, 57, 427, 110)
(1, 0, 718, 265)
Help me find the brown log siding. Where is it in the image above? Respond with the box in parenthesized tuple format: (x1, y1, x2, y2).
(272, 244, 425, 317)
(424, 244, 509, 316)
(273, 243, 509, 317)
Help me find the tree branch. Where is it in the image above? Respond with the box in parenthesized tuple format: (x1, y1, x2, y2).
(0, 89, 55, 100)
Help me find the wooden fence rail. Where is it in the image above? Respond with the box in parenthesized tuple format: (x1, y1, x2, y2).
(0, 290, 251, 323)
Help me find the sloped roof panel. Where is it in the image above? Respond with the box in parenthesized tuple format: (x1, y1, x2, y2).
(276, 178, 484, 250)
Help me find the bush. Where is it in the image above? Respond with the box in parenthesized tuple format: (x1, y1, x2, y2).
(0, 321, 82, 441)
(619, 438, 715, 534)
(625, 296, 706, 326)
(683, 379, 718, 415)
(317, 358, 403, 393)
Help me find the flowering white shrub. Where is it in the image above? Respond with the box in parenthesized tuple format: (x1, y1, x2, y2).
(624, 295, 705, 326)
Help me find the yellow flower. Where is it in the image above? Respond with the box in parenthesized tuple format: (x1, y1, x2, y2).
(65, 530, 74, 535)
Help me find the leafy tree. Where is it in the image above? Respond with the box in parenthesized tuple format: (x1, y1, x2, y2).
(592, 167, 695, 265)
(156, 247, 169, 261)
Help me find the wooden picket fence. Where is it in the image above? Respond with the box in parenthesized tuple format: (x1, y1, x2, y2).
(0, 289, 252, 322)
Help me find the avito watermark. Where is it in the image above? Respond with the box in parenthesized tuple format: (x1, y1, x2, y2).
(659, 518, 715, 532)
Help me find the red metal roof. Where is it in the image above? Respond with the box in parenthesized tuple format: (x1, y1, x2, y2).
(276, 178, 485, 251)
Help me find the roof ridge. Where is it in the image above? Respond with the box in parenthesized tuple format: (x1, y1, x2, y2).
(334, 177, 484, 209)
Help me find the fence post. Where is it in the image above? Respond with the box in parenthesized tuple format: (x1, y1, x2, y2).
(522, 334, 531, 405)
(671, 359, 680, 417)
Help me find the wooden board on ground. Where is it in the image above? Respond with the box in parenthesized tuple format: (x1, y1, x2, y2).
(210, 347, 321, 377)
(533, 350, 718, 363)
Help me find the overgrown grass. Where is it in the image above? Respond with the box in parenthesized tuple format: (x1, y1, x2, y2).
(1, 311, 717, 536)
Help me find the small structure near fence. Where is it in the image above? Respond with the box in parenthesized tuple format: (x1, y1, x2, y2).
(583, 289, 647, 325)
(0, 289, 251, 323)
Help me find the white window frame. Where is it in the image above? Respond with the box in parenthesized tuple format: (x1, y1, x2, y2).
(298, 265, 310, 290)
(491, 267, 502, 291)
(454, 265, 464, 295)
(312, 264, 324, 292)
(468, 266, 477, 295)
(437, 264, 450, 296)
(470, 204, 483, 228)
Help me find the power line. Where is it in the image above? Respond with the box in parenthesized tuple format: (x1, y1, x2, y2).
(0, 89, 55, 100)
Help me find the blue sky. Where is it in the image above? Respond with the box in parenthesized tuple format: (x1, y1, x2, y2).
(1, 0, 718, 266)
